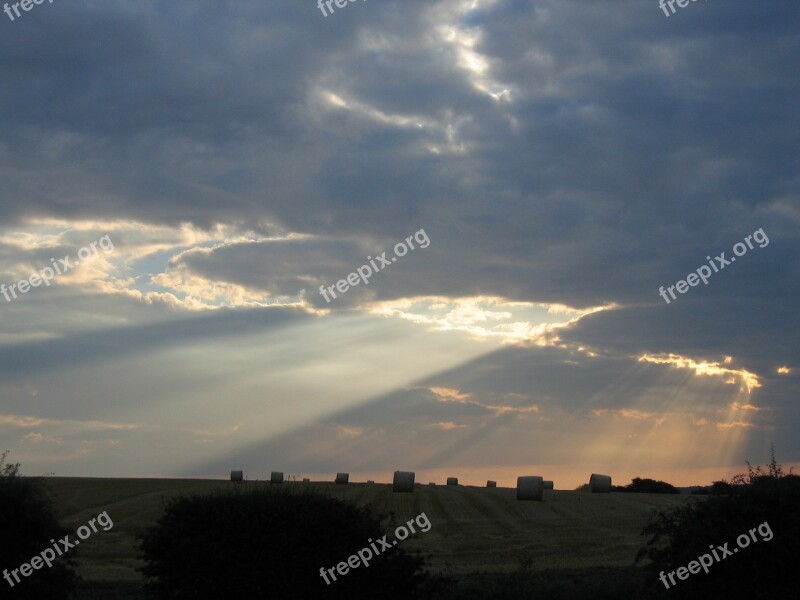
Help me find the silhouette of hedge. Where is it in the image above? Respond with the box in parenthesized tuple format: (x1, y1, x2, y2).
(0, 452, 76, 599)
(637, 453, 799, 599)
(139, 485, 445, 599)
(614, 477, 680, 494)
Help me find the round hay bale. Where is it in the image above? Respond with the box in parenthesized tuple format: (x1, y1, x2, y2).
(230, 470, 243, 482)
(516, 476, 544, 501)
(486, 480, 497, 488)
(446, 477, 459, 486)
(392, 470, 415, 493)
(335, 472, 349, 484)
(270, 471, 284, 484)
(543, 480, 554, 490)
(589, 473, 612, 493)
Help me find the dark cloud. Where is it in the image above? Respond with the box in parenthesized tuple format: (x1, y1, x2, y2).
(0, 0, 797, 477)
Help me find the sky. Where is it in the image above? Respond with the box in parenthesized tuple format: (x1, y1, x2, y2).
(0, 0, 798, 489)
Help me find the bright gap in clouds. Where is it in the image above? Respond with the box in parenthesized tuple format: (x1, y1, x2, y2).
(368, 296, 609, 343)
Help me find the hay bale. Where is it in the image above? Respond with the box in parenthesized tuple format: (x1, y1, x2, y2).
(543, 480, 554, 490)
(270, 471, 284, 484)
(589, 473, 612, 493)
(392, 470, 415, 492)
(486, 480, 497, 488)
(366, 480, 374, 484)
(516, 476, 544, 501)
(302, 478, 310, 483)
(335, 472, 349, 484)
(446, 477, 459, 486)
(230, 470, 243, 482)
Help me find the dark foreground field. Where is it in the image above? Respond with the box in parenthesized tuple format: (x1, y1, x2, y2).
(42, 477, 691, 599)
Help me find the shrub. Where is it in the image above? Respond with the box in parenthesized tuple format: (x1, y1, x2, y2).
(616, 478, 680, 494)
(636, 449, 800, 599)
(0, 451, 77, 599)
(139, 485, 446, 599)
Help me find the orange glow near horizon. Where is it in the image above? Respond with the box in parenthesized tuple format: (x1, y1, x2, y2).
(271, 462, 800, 491)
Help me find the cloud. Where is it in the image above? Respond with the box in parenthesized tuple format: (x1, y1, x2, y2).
(436, 421, 468, 431)
(0, 0, 797, 482)
(638, 353, 762, 394)
(0, 413, 139, 431)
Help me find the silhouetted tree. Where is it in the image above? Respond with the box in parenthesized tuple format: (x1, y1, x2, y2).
(636, 449, 799, 599)
(0, 451, 76, 599)
(139, 485, 447, 599)
(616, 477, 680, 494)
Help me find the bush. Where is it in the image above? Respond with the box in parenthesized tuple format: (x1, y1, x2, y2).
(139, 485, 446, 599)
(615, 478, 680, 494)
(636, 450, 800, 599)
(0, 451, 77, 599)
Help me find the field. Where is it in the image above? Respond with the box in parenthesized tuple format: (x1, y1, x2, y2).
(40, 476, 693, 597)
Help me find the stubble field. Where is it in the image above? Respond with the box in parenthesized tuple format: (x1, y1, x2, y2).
(41, 477, 693, 597)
